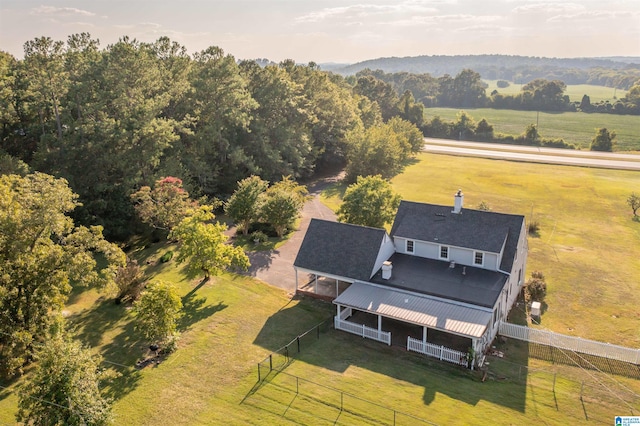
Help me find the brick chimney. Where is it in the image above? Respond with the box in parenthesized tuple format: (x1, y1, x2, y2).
(453, 189, 464, 214)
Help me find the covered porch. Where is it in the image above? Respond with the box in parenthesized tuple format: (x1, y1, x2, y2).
(333, 282, 492, 369)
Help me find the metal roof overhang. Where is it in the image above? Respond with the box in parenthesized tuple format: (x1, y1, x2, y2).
(333, 282, 491, 338)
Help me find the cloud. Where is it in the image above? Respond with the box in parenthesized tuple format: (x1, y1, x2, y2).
(387, 13, 502, 27)
(512, 3, 585, 14)
(295, 1, 439, 24)
(31, 5, 96, 17)
(547, 10, 635, 22)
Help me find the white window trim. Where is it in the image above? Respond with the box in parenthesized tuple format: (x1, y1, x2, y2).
(406, 240, 414, 253)
(439, 245, 449, 260)
(474, 251, 484, 266)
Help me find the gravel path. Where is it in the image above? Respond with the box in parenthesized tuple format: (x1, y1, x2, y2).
(241, 172, 342, 293)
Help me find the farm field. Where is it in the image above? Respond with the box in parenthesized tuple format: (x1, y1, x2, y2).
(483, 81, 626, 103)
(322, 152, 640, 348)
(423, 107, 640, 152)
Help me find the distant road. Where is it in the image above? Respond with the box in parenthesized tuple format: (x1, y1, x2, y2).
(423, 138, 640, 171)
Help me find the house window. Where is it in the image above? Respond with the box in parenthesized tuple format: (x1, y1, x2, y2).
(439, 246, 449, 259)
(474, 252, 484, 266)
(406, 240, 414, 253)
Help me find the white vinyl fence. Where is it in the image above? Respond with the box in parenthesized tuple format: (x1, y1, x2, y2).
(334, 317, 391, 345)
(499, 321, 640, 365)
(407, 336, 468, 367)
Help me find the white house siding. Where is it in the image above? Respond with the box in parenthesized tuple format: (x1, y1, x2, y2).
(395, 237, 502, 272)
(371, 233, 397, 279)
(484, 252, 499, 271)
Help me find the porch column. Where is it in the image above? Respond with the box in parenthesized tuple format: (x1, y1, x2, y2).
(335, 279, 339, 297)
(422, 326, 428, 343)
(314, 274, 318, 293)
(378, 315, 382, 331)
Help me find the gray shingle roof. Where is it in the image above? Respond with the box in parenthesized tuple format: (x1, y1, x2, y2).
(390, 200, 524, 272)
(294, 219, 387, 281)
(370, 253, 507, 308)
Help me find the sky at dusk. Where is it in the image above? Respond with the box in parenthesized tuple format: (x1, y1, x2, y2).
(1, 0, 639, 63)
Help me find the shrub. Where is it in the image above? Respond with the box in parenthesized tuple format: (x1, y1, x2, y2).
(250, 230, 269, 243)
(525, 271, 547, 302)
(528, 220, 540, 236)
(160, 250, 173, 263)
(114, 259, 146, 304)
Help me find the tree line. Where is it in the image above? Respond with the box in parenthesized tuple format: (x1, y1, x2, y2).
(336, 54, 640, 90)
(356, 68, 640, 114)
(0, 34, 424, 240)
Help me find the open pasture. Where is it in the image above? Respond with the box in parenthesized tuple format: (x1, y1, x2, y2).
(424, 107, 640, 152)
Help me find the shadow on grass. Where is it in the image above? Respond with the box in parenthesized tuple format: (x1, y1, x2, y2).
(178, 292, 227, 332)
(295, 329, 529, 412)
(68, 297, 126, 348)
(99, 318, 143, 401)
(252, 296, 529, 413)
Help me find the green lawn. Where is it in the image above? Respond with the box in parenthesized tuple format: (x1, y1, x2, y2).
(424, 107, 640, 152)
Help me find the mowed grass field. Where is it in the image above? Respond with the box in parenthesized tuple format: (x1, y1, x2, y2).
(424, 107, 640, 152)
(323, 153, 640, 347)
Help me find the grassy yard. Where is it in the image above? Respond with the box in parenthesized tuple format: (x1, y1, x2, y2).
(323, 153, 640, 347)
(423, 107, 640, 152)
(1, 231, 638, 424)
(248, 330, 640, 425)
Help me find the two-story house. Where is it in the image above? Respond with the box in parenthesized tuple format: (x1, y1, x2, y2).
(293, 191, 528, 367)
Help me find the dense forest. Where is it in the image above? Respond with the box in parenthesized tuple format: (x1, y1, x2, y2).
(0, 34, 426, 240)
(334, 54, 640, 89)
(2, 35, 639, 240)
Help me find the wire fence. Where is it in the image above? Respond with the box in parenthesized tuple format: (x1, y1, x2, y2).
(484, 354, 640, 421)
(257, 316, 333, 381)
(253, 369, 438, 426)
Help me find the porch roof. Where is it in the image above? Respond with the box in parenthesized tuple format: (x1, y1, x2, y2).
(334, 282, 491, 338)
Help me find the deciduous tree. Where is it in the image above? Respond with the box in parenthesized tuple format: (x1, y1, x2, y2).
(131, 176, 199, 231)
(627, 192, 640, 217)
(224, 175, 268, 235)
(0, 173, 125, 376)
(259, 176, 308, 238)
(169, 205, 249, 279)
(133, 280, 183, 344)
(16, 335, 112, 426)
(337, 175, 401, 228)
(590, 127, 616, 152)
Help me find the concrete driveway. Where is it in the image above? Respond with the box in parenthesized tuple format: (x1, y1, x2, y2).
(242, 173, 340, 294)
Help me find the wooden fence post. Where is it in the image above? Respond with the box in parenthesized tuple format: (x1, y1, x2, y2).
(269, 354, 272, 371)
(297, 336, 300, 353)
(258, 363, 261, 381)
(580, 381, 584, 401)
(553, 373, 556, 393)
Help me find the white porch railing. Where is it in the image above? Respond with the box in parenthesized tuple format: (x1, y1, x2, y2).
(407, 336, 467, 367)
(339, 307, 352, 321)
(334, 317, 391, 345)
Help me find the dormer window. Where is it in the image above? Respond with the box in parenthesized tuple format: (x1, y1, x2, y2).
(406, 240, 414, 253)
(439, 246, 449, 259)
(474, 251, 484, 266)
